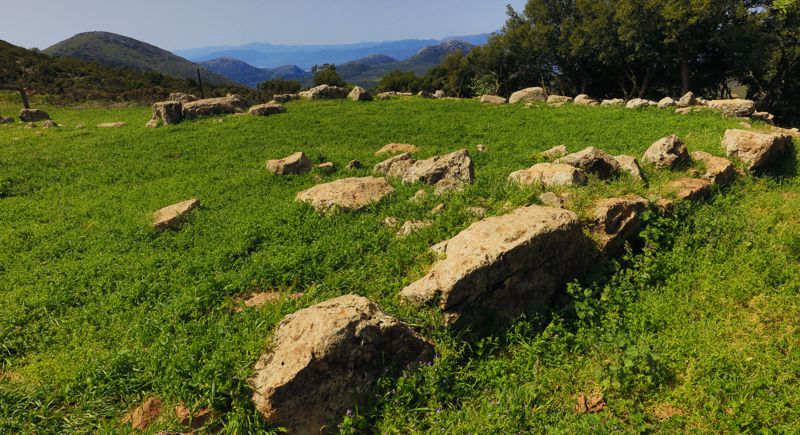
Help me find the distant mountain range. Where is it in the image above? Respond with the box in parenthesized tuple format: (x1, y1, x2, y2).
(198, 58, 310, 87)
(44, 32, 231, 86)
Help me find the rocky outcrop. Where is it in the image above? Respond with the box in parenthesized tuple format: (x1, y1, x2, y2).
(509, 87, 547, 104)
(296, 177, 395, 212)
(690, 151, 736, 186)
(508, 163, 587, 188)
(375, 143, 418, 155)
(250, 295, 433, 434)
(168, 92, 198, 104)
(183, 95, 249, 119)
(588, 195, 649, 256)
(614, 155, 646, 182)
(555, 147, 621, 179)
(299, 85, 349, 100)
(152, 199, 200, 231)
(480, 95, 507, 105)
(348, 86, 372, 101)
(378, 149, 474, 185)
(19, 109, 50, 122)
(399, 205, 594, 325)
(721, 129, 790, 171)
(642, 135, 690, 169)
(151, 101, 183, 125)
(707, 99, 756, 117)
(266, 152, 312, 175)
(249, 102, 286, 116)
(668, 178, 712, 201)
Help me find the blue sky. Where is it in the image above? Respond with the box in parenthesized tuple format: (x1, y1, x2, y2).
(3, 0, 527, 50)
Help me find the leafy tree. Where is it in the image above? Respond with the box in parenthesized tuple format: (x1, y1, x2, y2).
(422, 50, 473, 97)
(311, 64, 345, 87)
(377, 70, 422, 93)
(257, 78, 302, 100)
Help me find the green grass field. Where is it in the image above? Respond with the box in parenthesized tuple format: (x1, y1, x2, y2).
(1, 94, 797, 433)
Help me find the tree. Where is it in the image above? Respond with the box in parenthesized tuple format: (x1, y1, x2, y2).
(377, 70, 421, 93)
(257, 78, 302, 100)
(311, 64, 345, 87)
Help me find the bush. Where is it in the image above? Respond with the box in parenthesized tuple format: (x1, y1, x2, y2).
(257, 78, 302, 100)
(378, 70, 422, 93)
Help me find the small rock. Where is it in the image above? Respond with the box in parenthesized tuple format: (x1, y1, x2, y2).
(346, 160, 362, 170)
(266, 152, 313, 175)
(409, 189, 428, 203)
(467, 206, 487, 218)
(509, 163, 587, 188)
(539, 192, 570, 208)
(235, 292, 303, 312)
(626, 98, 649, 109)
(97, 122, 127, 128)
(145, 119, 159, 128)
(296, 177, 395, 212)
(123, 397, 162, 430)
(588, 195, 649, 256)
(555, 147, 621, 179)
(668, 178, 712, 201)
(396, 220, 433, 237)
(574, 94, 599, 106)
(315, 162, 335, 174)
(614, 155, 646, 182)
(576, 393, 606, 414)
(601, 99, 624, 106)
(152, 199, 201, 231)
(383, 216, 398, 227)
(375, 143, 418, 155)
(722, 129, 790, 171)
(677, 91, 697, 108)
(657, 97, 675, 109)
(382, 149, 474, 185)
(541, 145, 568, 160)
(547, 95, 573, 105)
(175, 404, 215, 430)
(42, 120, 58, 128)
(751, 111, 775, 125)
(374, 152, 413, 173)
(690, 151, 736, 186)
(433, 90, 446, 99)
(509, 87, 547, 104)
(642, 135, 690, 169)
(434, 179, 466, 196)
(431, 203, 445, 214)
(480, 95, 507, 105)
(249, 102, 286, 116)
(476, 144, 488, 153)
(24, 122, 36, 129)
(152, 101, 184, 125)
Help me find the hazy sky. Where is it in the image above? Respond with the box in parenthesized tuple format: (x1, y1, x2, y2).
(3, 0, 527, 50)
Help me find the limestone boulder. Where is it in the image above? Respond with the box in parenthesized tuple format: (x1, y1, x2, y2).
(400, 205, 594, 325)
(601, 99, 624, 106)
(541, 145, 568, 160)
(19, 109, 50, 122)
(642, 135, 690, 169)
(480, 95, 507, 105)
(380, 150, 474, 185)
(614, 155, 646, 182)
(690, 151, 736, 186)
(42, 120, 59, 129)
(574, 94, 599, 106)
(152, 199, 200, 231)
(299, 85, 349, 100)
(433, 90, 445, 99)
(508, 163, 587, 188)
(375, 143, 417, 155)
(152, 101, 183, 125)
(657, 97, 675, 109)
(374, 153, 413, 173)
(296, 177, 395, 212)
(272, 94, 300, 103)
(266, 152, 312, 175)
(707, 99, 756, 117)
(721, 129, 790, 170)
(751, 111, 775, 125)
(555, 147, 621, 179)
(183, 95, 249, 119)
(249, 102, 286, 116)
(668, 178, 712, 201)
(97, 122, 127, 128)
(348, 86, 372, 101)
(547, 95, 573, 105)
(677, 92, 697, 108)
(509, 87, 547, 104)
(250, 295, 433, 434)
(588, 195, 649, 256)
(626, 98, 649, 109)
(168, 92, 198, 104)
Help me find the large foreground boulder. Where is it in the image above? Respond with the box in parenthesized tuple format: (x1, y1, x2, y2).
(19, 109, 50, 122)
(249, 102, 286, 116)
(400, 205, 594, 325)
(299, 85, 349, 100)
(509, 87, 547, 104)
(151, 101, 183, 125)
(721, 129, 791, 171)
(555, 147, 621, 179)
(377, 149, 474, 185)
(182, 95, 249, 119)
(508, 163, 587, 188)
(642, 135, 690, 169)
(266, 152, 312, 175)
(296, 177, 395, 212)
(707, 99, 756, 117)
(588, 195, 649, 256)
(250, 295, 433, 434)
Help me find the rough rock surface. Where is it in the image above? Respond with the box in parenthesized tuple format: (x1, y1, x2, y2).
(399, 205, 594, 325)
(509, 87, 547, 104)
(19, 109, 50, 122)
(296, 177, 395, 212)
(375, 143, 417, 155)
(751, 111, 775, 125)
(690, 151, 736, 186)
(0, 117, 13, 124)
(480, 95, 507, 105)
(542, 145, 568, 160)
(642, 135, 690, 169)
(434, 179, 466, 196)
(721, 129, 790, 170)
(374, 153, 413, 173)
(299, 85, 349, 100)
(348, 86, 373, 101)
(266, 152, 312, 175)
(657, 97, 675, 109)
(249, 102, 286, 116)
(183, 95, 249, 119)
(555, 147, 621, 179)
(153, 199, 200, 231)
(668, 178, 712, 201)
(42, 120, 58, 128)
(547, 95, 573, 105)
(626, 98, 649, 109)
(707, 99, 756, 117)
(123, 397, 162, 430)
(509, 163, 587, 188)
(601, 99, 624, 106)
(476, 144, 488, 153)
(433, 90, 446, 99)
(614, 155, 646, 182)
(97, 122, 127, 128)
(272, 94, 300, 103)
(397, 220, 433, 237)
(169, 92, 198, 104)
(588, 195, 649, 256)
(152, 101, 183, 125)
(574, 94, 599, 106)
(539, 191, 571, 208)
(677, 92, 697, 108)
(380, 149, 474, 185)
(250, 295, 433, 433)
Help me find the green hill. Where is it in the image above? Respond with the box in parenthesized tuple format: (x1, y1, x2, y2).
(44, 32, 231, 86)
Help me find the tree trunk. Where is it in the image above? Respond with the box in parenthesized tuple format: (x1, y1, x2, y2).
(18, 87, 30, 109)
(639, 67, 655, 98)
(681, 48, 690, 95)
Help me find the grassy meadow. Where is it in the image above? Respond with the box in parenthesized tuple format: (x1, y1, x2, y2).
(0, 93, 797, 433)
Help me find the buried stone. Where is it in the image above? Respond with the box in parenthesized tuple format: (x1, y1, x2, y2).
(555, 147, 620, 179)
(266, 152, 312, 175)
(152, 199, 200, 231)
(400, 205, 595, 326)
(587, 195, 649, 256)
(296, 177, 395, 212)
(509, 163, 587, 188)
(250, 295, 433, 434)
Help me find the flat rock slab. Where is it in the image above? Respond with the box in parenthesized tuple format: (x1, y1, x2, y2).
(266, 152, 312, 175)
(249, 102, 286, 116)
(721, 129, 790, 171)
(152, 199, 200, 231)
(668, 178, 712, 201)
(250, 295, 433, 434)
(643, 135, 690, 169)
(588, 195, 649, 256)
(380, 149, 474, 185)
(296, 177, 395, 212)
(707, 99, 756, 117)
(400, 205, 594, 326)
(690, 151, 736, 186)
(375, 143, 418, 155)
(555, 147, 620, 179)
(183, 95, 248, 119)
(509, 163, 587, 188)
(97, 122, 127, 128)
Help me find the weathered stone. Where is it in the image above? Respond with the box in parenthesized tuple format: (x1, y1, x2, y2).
(431, 203, 445, 214)
(626, 98, 649, 109)
(266, 152, 312, 175)
(588, 195, 649, 256)
(250, 295, 433, 433)
(509, 163, 587, 188)
(174, 403, 215, 430)
(668, 178, 712, 201)
(677, 92, 697, 108)
(509, 87, 547, 104)
(574, 94, 599, 106)
(296, 177, 395, 212)
(42, 120, 58, 128)
(123, 397, 162, 430)
(547, 95, 573, 105)
(539, 191, 571, 208)
(235, 292, 303, 312)
(409, 189, 428, 203)
(541, 145, 568, 160)
(345, 160, 362, 170)
(476, 144, 488, 153)
(400, 205, 594, 325)
(152, 101, 183, 125)
(397, 220, 433, 237)
(374, 153, 413, 173)
(97, 122, 127, 128)
(467, 206, 487, 217)
(249, 102, 286, 116)
(183, 95, 249, 119)
(315, 162, 335, 174)
(299, 85, 349, 100)
(434, 179, 466, 196)
(0, 117, 13, 124)
(721, 129, 790, 170)
(145, 119, 159, 128)
(555, 147, 621, 179)
(480, 95, 507, 105)
(614, 155, 646, 182)
(152, 199, 200, 231)
(348, 86, 373, 101)
(690, 151, 736, 186)
(375, 143, 418, 155)
(601, 99, 624, 106)
(642, 135, 690, 169)
(657, 97, 675, 109)
(433, 90, 446, 99)
(376, 91, 397, 100)
(24, 122, 35, 129)
(751, 111, 775, 125)
(381, 150, 475, 185)
(272, 94, 300, 103)
(707, 99, 756, 117)
(168, 92, 198, 104)
(19, 109, 50, 122)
